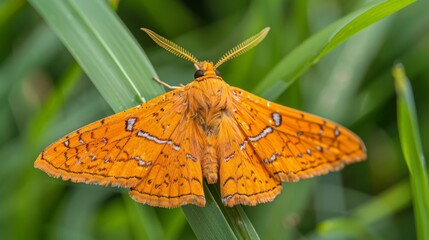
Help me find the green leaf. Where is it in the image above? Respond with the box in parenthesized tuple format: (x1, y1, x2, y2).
(254, 0, 416, 100)
(393, 62, 429, 240)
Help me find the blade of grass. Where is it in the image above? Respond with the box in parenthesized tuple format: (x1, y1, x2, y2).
(393, 62, 429, 240)
(183, 184, 237, 240)
(254, 0, 416, 100)
(183, 184, 260, 240)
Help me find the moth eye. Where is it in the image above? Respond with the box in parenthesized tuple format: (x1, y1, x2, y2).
(194, 70, 205, 79)
(215, 69, 221, 76)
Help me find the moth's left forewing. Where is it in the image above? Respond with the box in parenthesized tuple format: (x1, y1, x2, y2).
(35, 88, 206, 208)
(34, 90, 186, 188)
(230, 87, 366, 182)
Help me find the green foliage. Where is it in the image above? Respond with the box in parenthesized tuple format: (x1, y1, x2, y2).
(0, 0, 427, 239)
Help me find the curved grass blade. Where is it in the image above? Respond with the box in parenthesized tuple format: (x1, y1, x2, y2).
(393, 63, 429, 240)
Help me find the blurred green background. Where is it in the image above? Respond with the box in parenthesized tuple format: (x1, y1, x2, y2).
(1, 0, 428, 239)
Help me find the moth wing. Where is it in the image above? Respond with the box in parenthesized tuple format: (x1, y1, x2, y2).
(35, 89, 205, 207)
(230, 87, 366, 183)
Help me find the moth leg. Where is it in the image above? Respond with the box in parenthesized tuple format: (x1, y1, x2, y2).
(152, 77, 183, 89)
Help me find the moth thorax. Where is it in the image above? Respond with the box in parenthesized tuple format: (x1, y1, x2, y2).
(202, 144, 218, 184)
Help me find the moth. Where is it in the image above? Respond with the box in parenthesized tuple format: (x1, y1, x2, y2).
(35, 27, 366, 208)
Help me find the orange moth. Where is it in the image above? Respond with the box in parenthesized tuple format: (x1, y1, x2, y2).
(35, 27, 366, 208)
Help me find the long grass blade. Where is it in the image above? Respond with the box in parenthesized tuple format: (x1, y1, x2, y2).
(393, 62, 429, 240)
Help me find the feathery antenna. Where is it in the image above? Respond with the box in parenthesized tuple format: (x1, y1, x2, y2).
(141, 28, 199, 64)
(214, 27, 270, 69)
(142, 27, 270, 69)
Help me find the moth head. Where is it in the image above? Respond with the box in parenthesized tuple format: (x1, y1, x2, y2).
(193, 61, 221, 79)
(141, 27, 270, 76)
